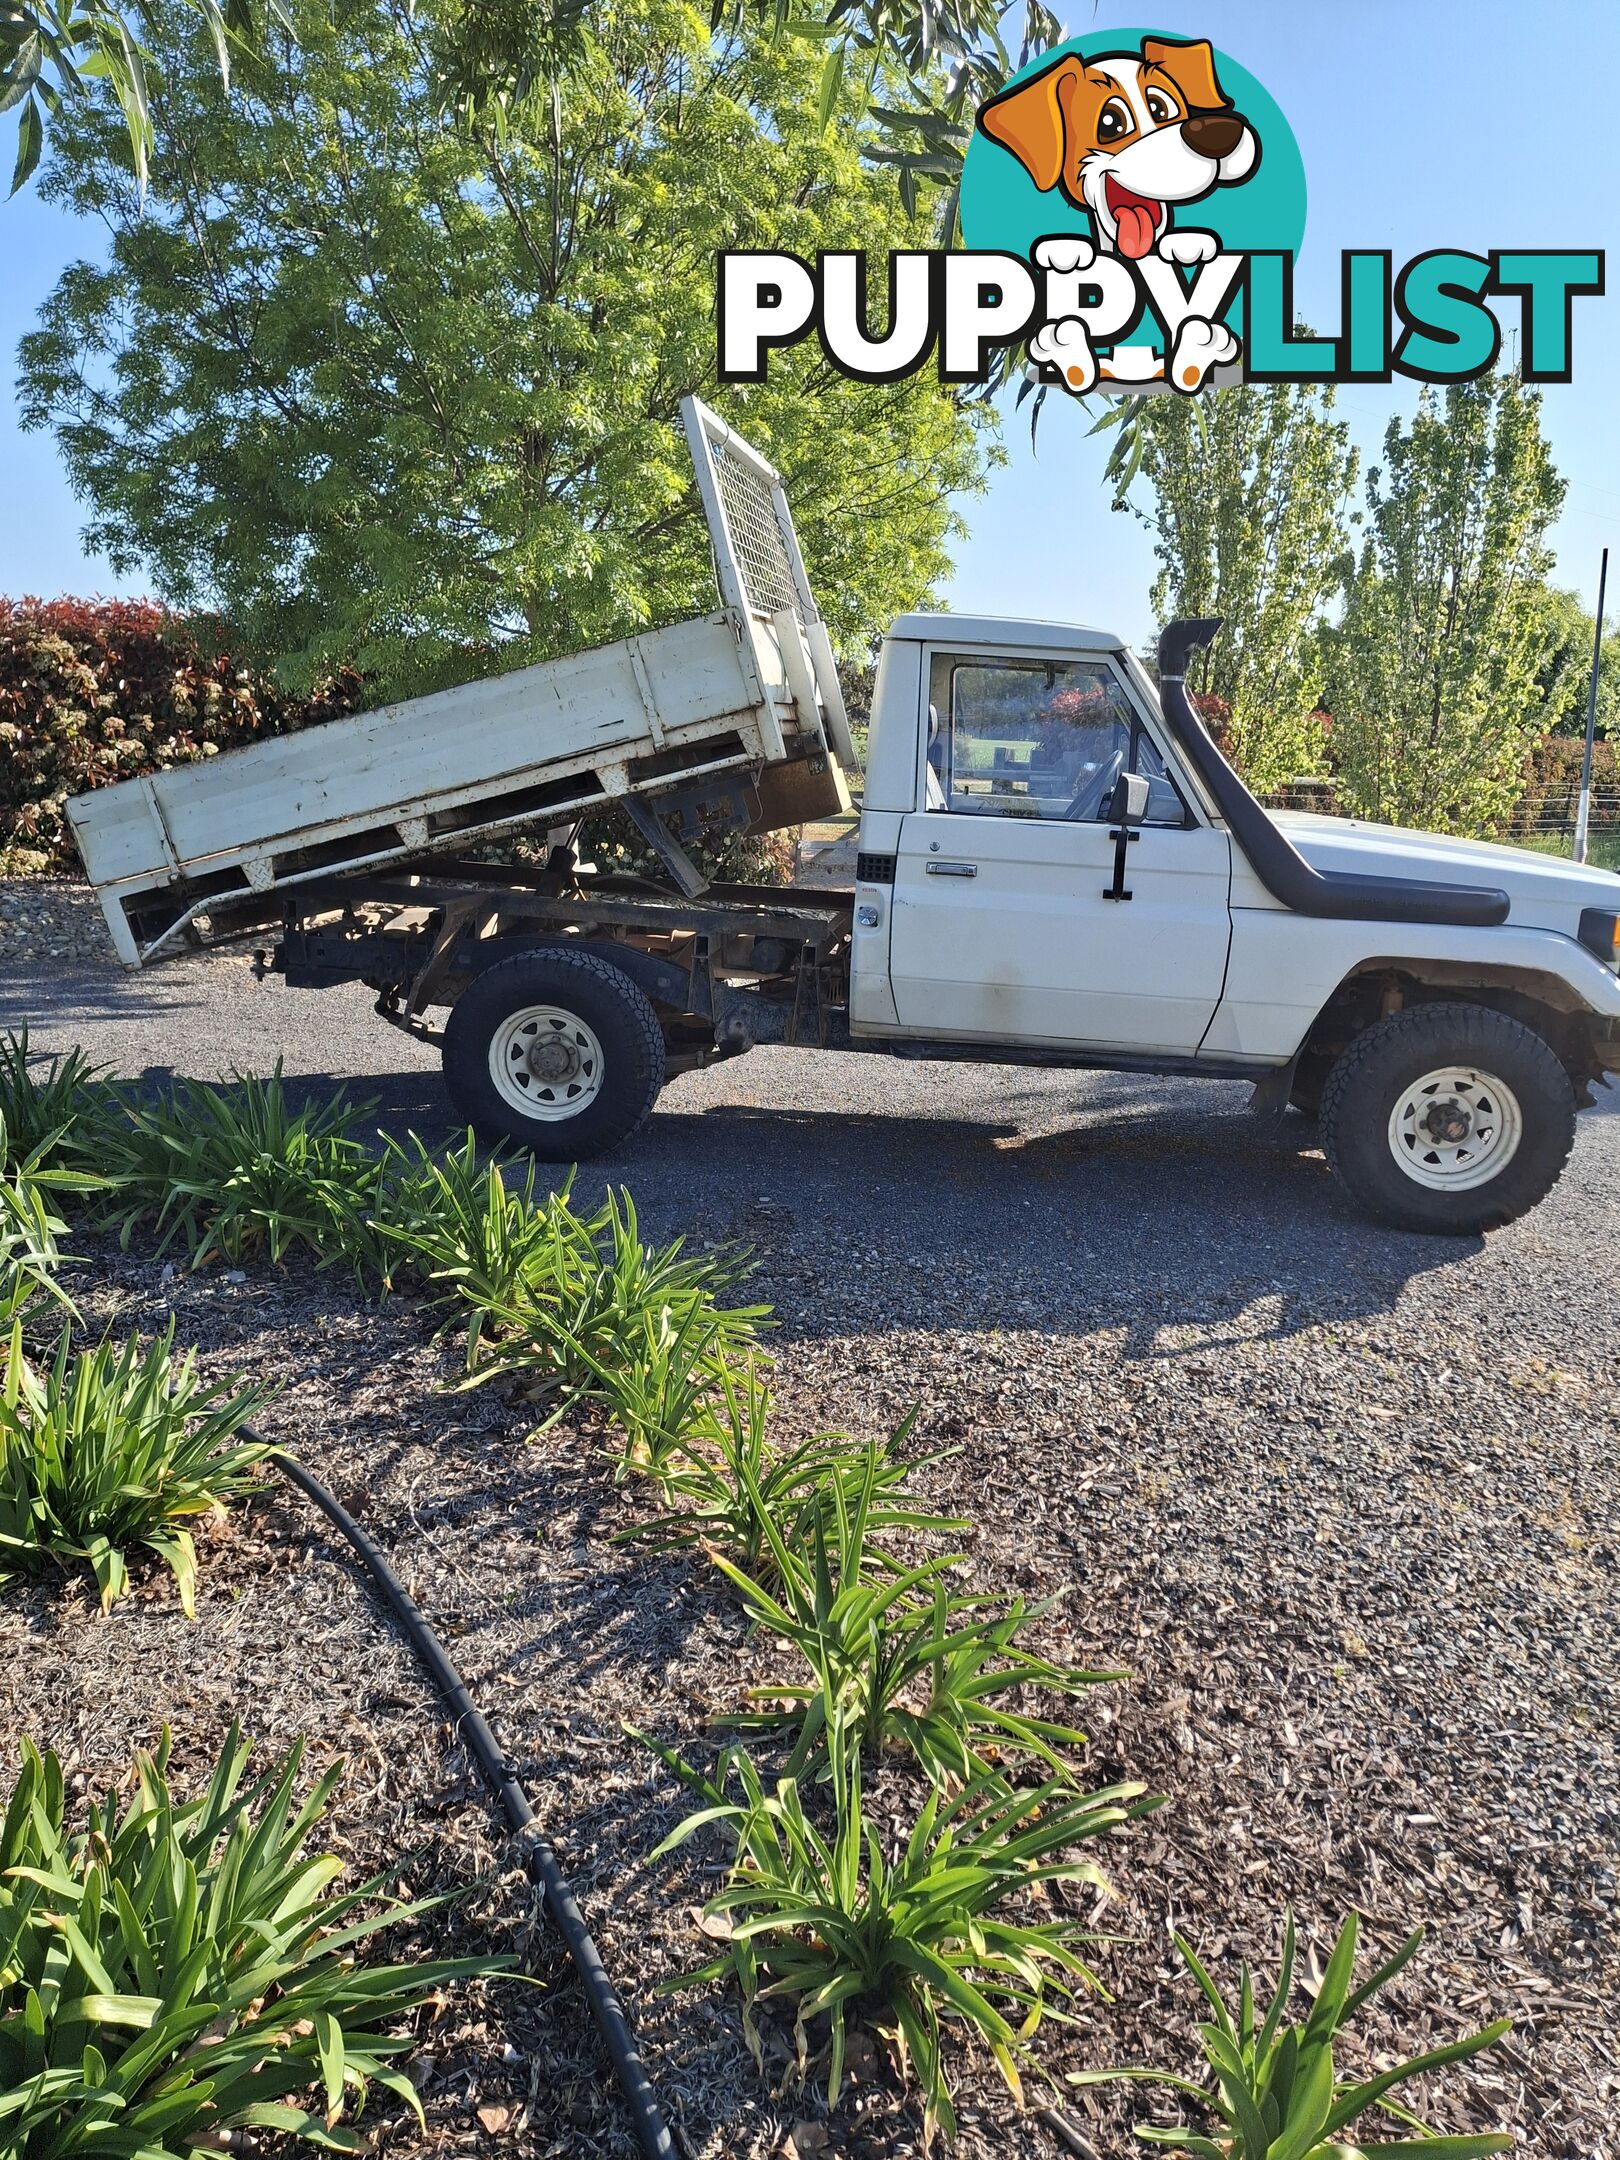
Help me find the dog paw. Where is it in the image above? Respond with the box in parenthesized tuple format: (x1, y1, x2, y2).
(1168, 314, 1239, 393)
(1033, 234, 1096, 275)
(1030, 315, 1097, 395)
(1157, 228, 1220, 266)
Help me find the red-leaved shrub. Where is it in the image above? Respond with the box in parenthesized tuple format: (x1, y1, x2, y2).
(0, 599, 363, 873)
(1507, 731, 1619, 836)
(1191, 689, 1233, 755)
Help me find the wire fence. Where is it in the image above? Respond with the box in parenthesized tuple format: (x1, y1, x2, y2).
(1266, 780, 1620, 852)
(1509, 786, 1620, 838)
(709, 442, 799, 618)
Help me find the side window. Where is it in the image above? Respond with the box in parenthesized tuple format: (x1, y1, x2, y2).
(926, 654, 1186, 824)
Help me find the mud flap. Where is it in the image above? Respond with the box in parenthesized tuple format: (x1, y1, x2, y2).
(1248, 1056, 1301, 1122)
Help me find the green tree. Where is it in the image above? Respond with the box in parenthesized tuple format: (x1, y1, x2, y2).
(18, 0, 989, 693)
(1529, 583, 1616, 740)
(3, 0, 240, 193)
(3, 0, 1049, 206)
(1322, 376, 1566, 833)
(1114, 383, 1359, 791)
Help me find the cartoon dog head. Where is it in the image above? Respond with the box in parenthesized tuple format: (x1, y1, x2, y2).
(977, 36, 1258, 260)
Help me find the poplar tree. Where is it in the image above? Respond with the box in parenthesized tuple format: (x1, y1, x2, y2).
(1322, 377, 1566, 833)
(1529, 585, 1616, 741)
(1117, 383, 1360, 793)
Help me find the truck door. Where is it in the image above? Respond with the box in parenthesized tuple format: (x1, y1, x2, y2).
(888, 645, 1232, 1054)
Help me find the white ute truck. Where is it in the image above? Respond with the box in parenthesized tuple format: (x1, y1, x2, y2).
(69, 399, 1620, 1235)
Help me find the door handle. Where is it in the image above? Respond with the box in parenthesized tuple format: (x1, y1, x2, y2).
(1103, 822, 1140, 902)
(925, 860, 977, 877)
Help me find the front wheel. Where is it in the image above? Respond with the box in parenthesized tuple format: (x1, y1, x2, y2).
(1319, 1002, 1576, 1234)
(442, 946, 666, 1159)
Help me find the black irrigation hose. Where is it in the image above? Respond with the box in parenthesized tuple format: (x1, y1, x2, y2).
(268, 1443, 678, 2160)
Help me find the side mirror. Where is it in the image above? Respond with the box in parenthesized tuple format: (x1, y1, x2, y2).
(1109, 772, 1151, 828)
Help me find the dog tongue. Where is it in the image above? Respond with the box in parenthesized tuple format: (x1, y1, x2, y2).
(1115, 200, 1158, 258)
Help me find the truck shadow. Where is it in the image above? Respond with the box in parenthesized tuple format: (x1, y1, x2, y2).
(606, 1095, 1482, 1359)
(0, 962, 223, 1033)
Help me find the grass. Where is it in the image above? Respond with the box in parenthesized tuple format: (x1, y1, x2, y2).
(1511, 829, 1620, 871)
(0, 1723, 503, 2159)
(1079, 1910, 1512, 2157)
(0, 1318, 272, 1614)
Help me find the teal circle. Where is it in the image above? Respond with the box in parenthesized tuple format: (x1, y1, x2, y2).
(960, 27, 1306, 281)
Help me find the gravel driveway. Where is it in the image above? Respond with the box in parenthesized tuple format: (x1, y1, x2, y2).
(4, 883, 1619, 2158)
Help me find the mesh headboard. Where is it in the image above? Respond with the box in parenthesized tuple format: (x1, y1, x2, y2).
(710, 439, 798, 616)
(679, 396, 855, 768)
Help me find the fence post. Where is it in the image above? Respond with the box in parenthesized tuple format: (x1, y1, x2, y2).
(1574, 546, 1608, 866)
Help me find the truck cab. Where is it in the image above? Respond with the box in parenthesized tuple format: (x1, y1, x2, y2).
(825, 609, 1620, 1232)
(849, 613, 1233, 1056)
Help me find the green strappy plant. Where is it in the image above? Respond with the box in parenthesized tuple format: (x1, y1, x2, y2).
(0, 1317, 271, 1612)
(645, 1716, 1138, 2150)
(622, 1368, 966, 1581)
(0, 1029, 114, 1176)
(1080, 1910, 1513, 2158)
(96, 1065, 382, 1270)
(709, 1437, 1130, 1791)
(0, 1129, 97, 1331)
(0, 1724, 503, 2157)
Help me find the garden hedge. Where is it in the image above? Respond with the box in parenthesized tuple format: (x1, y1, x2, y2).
(0, 598, 363, 873)
(1505, 729, 1620, 836)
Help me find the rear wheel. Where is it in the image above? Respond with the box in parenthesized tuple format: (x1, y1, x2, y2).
(442, 947, 666, 1159)
(1319, 1002, 1575, 1234)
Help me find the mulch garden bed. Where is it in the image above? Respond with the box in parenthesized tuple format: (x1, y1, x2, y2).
(5, 1216, 1616, 2159)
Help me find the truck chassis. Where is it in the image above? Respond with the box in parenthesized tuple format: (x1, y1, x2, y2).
(270, 864, 856, 1074)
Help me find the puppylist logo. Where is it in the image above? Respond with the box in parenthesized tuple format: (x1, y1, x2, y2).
(718, 27, 1604, 398)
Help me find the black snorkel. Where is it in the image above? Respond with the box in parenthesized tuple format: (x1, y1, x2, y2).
(1155, 619, 1509, 928)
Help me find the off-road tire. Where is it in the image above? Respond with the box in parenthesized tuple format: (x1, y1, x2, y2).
(1320, 1001, 1576, 1234)
(442, 946, 666, 1160)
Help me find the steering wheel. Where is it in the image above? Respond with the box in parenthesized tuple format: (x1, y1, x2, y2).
(1064, 747, 1126, 823)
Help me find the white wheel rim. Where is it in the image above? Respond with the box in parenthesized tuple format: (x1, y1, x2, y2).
(1387, 1064, 1523, 1191)
(488, 1004, 606, 1122)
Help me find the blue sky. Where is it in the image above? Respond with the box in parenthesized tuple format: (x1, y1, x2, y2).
(2, 0, 1616, 646)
